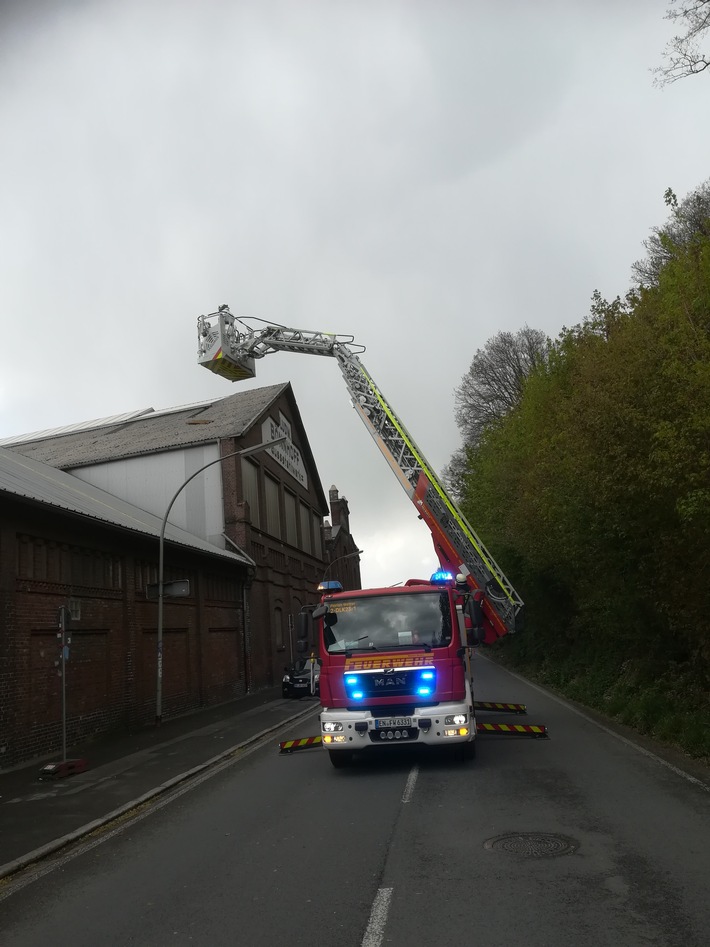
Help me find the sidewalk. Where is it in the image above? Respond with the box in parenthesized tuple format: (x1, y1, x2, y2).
(0, 689, 320, 879)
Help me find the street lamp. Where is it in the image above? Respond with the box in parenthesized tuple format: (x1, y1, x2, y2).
(318, 549, 363, 589)
(156, 435, 287, 724)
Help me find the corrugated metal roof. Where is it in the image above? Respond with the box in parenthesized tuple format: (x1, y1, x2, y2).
(0, 447, 254, 567)
(0, 408, 156, 447)
(4, 385, 287, 469)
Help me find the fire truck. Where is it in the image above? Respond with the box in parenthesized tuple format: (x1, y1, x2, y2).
(197, 306, 526, 765)
(300, 571, 487, 765)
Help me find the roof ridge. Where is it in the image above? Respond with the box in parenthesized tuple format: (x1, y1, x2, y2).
(0, 408, 156, 447)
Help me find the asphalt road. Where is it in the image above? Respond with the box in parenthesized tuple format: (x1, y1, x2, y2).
(1, 657, 708, 947)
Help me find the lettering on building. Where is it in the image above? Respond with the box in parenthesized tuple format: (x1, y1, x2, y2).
(262, 414, 308, 487)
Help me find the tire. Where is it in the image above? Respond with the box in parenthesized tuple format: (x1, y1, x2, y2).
(329, 750, 353, 768)
(454, 740, 475, 762)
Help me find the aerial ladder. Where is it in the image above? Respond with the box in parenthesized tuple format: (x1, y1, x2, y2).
(197, 305, 524, 643)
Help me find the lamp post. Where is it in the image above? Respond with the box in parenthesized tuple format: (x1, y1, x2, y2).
(156, 435, 286, 724)
(319, 549, 363, 588)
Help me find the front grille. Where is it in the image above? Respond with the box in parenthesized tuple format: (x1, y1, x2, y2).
(356, 669, 417, 698)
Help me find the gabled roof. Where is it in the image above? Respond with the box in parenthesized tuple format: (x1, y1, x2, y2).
(0, 447, 254, 566)
(3, 383, 329, 514)
(1, 385, 288, 468)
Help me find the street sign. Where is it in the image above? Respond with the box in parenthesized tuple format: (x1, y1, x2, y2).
(145, 579, 191, 601)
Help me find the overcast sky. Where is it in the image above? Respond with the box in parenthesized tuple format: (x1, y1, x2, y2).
(1, 0, 708, 588)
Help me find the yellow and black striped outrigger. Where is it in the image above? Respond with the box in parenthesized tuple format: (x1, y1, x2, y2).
(474, 700, 527, 714)
(279, 736, 322, 754)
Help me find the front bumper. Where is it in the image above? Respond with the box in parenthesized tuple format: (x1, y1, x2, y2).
(320, 702, 475, 750)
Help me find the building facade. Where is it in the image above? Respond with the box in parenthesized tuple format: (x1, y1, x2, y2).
(1, 384, 362, 765)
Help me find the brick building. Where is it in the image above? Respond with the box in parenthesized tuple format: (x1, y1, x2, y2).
(1, 384, 361, 766)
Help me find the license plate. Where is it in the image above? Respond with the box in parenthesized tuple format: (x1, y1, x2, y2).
(375, 716, 412, 729)
(294, 682, 307, 688)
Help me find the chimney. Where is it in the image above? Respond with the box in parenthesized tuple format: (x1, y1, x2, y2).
(329, 484, 350, 533)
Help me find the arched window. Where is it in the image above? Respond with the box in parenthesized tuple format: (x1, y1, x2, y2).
(274, 605, 284, 650)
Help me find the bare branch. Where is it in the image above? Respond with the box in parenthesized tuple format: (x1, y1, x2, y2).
(655, 0, 710, 86)
(453, 326, 549, 449)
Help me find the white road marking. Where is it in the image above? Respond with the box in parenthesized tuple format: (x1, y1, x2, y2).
(401, 764, 419, 803)
(486, 657, 710, 793)
(362, 886, 393, 947)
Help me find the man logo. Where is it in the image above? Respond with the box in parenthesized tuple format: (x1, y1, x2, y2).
(374, 676, 405, 687)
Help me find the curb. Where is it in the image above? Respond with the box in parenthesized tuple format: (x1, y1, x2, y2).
(0, 703, 318, 882)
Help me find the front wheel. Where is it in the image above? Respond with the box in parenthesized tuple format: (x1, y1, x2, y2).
(329, 750, 353, 768)
(454, 740, 476, 762)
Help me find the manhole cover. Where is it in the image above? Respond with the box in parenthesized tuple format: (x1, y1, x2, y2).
(484, 833, 578, 857)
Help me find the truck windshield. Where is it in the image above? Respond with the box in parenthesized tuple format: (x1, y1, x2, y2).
(322, 591, 453, 653)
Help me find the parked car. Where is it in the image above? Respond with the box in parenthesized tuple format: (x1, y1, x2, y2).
(282, 658, 320, 699)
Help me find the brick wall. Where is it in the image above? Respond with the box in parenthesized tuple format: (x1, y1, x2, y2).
(0, 501, 251, 768)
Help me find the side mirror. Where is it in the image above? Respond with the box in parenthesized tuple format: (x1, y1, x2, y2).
(465, 597, 485, 646)
(465, 596, 483, 625)
(312, 604, 327, 620)
(296, 612, 311, 639)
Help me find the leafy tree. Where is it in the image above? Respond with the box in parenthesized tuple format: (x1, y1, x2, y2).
(631, 180, 710, 287)
(456, 184, 710, 757)
(655, 0, 710, 85)
(468, 250, 709, 648)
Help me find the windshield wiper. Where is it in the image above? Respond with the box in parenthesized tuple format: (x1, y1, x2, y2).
(343, 637, 432, 656)
(345, 636, 376, 657)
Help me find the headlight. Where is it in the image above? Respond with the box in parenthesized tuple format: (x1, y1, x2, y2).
(282, 675, 290, 683)
(322, 721, 344, 732)
(445, 714, 467, 725)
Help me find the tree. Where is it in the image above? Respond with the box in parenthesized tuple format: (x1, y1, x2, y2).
(442, 445, 470, 501)
(461, 241, 710, 668)
(454, 187, 710, 758)
(655, 0, 710, 85)
(631, 180, 710, 287)
(452, 326, 549, 449)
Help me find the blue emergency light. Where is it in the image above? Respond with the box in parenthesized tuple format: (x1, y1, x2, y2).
(416, 667, 436, 697)
(317, 579, 344, 592)
(344, 674, 365, 701)
(430, 570, 454, 584)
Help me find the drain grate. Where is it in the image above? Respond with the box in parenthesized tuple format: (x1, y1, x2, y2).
(484, 833, 579, 857)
